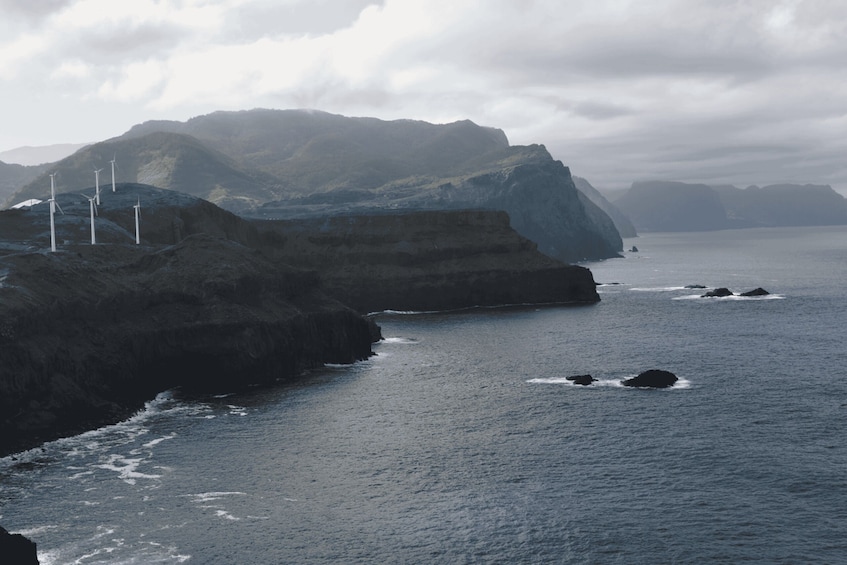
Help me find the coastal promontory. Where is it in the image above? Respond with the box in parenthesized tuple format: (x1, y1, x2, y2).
(1, 184, 599, 456)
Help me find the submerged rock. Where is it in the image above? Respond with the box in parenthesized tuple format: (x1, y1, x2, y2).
(0, 525, 39, 564)
(622, 369, 678, 388)
(685, 284, 706, 289)
(702, 287, 733, 297)
(740, 287, 770, 297)
(566, 374, 595, 386)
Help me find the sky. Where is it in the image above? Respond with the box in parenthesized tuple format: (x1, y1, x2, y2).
(1, 0, 846, 194)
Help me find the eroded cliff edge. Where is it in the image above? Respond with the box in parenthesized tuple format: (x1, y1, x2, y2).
(0, 235, 376, 456)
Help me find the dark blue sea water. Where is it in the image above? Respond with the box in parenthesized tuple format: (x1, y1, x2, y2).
(2, 226, 846, 564)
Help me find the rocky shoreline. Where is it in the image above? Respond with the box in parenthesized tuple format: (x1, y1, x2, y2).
(1, 184, 599, 457)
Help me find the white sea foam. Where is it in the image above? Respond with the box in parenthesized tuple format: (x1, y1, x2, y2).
(673, 293, 785, 301)
(94, 454, 161, 485)
(528, 376, 691, 389)
(527, 377, 625, 387)
(381, 337, 419, 344)
(630, 286, 691, 292)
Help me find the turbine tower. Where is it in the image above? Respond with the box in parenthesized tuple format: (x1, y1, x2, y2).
(48, 173, 64, 252)
(133, 197, 141, 245)
(81, 193, 98, 244)
(110, 155, 117, 192)
(94, 168, 103, 205)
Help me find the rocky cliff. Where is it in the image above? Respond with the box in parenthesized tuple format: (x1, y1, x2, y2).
(255, 210, 600, 313)
(0, 234, 376, 457)
(1, 183, 599, 456)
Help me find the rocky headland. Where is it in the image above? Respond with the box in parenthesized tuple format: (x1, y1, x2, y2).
(1, 183, 599, 456)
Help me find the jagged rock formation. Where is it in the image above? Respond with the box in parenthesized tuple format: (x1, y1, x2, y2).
(7, 109, 623, 262)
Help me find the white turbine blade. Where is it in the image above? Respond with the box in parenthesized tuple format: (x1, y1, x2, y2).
(55, 201, 64, 215)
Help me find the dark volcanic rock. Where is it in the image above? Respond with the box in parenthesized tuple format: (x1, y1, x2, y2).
(254, 210, 600, 313)
(1, 185, 601, 455)
(740, 287, 770, 296)
(622, 369, 678, 388)
(685, 284, 706, 289)
(0, 234, 376, 457)
(566, 374, 595, 386)
(702, 287, 733, 297)
(0, 525, 39, 564)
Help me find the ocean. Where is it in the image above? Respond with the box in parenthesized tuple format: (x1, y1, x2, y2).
(1, 225, 846, 564)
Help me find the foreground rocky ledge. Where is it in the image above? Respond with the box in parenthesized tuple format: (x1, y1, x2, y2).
(0, 235, 376, 456)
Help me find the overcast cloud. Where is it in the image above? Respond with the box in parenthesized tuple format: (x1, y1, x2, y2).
(1, 0, 846, 193)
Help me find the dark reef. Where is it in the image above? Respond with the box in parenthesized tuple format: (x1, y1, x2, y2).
(622, 369, 679, 388)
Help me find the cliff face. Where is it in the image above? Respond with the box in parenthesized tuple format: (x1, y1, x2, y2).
(0, 235, 376, 456)
(256, 145, 623, 263)
(1, 184, 600, 456)
(254, 209, 599, 313)
(572, 175, 637, 238)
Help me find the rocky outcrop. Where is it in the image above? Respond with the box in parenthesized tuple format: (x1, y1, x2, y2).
(566, 374, 595, 386)
(0, 525, 39, 564)
(0, 235, 376, 457)
(740, 287, 769, 297)
(702, 287, 733, 297)
(254, 210, 600, 313)
(622, 370, 678, 388)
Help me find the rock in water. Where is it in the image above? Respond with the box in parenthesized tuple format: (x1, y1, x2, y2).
(622, 369, 678, 388)
(0, 525, 39, 564)
(702, 287, 733, 297)
(740, 287, 770, 297)
(566, 374, 595, 386)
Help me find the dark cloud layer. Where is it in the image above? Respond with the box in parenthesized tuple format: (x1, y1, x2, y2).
(1, 0, 846, 194)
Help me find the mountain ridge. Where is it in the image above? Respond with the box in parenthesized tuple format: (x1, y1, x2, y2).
(5, 109, 623, 262)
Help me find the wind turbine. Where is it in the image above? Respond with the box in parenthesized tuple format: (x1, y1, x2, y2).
(110, 155, 117, 193)
(48, 173, 64, 252)
(81, 193, 98, 244)
(133, 197, 141, 245)
(94, 168, 103, 205)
